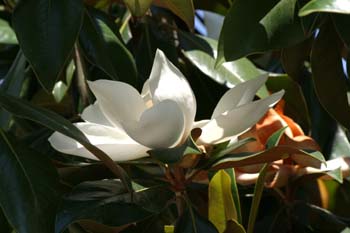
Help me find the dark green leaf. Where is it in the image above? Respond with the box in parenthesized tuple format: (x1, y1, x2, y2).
(0, 131, 59, 233)
(292, 202, 348, 232)
(175, 207, 218, 233)
(56, 181, 174, 232)
(0, 209, 12, 233)
(79, 9, 137, 86)
(0, 50, 26, 129)
(225, 169, 242, 224)
(12, 0, 84, 90)
(266, 74, 311, 132)
(218, 0, 306, 62)
(178, 30, 213, 56)
(333, 14, 350, 49)
(299, 0, 350, 16)
(0, 18, 18, 44)
(0, 92, 132, 191)
(310, 20, 350, 130)
(148, 136, 201, 164)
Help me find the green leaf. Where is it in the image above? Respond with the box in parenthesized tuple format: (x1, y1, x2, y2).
(247, 164, 268, 233)
(203, 137, 256, 168)
(265, 126, 288, 149)
(326, 167, 343, 184)
(208, 170, 242, 233)
(0, 50, 26, 129)
(333, 14, 350, 49)
(329, 126, 350, 159)
(0, 92, 132, 191)
(52, 60, 75, 103)
(266, 74, 311, 132)
(56, 181, 174, 233)
(123, 0, 153, 17)
(79, 9, 137, 86)
(178, 30, 213, 56)
(0, 131, 59, 233)
(154, 0, 195, 29)
(183, 37, 268, 98)
(175, 207, 218, 233)
(12, 0, 84, 90)
(0, 18, 18, 44)
(135, 16, 178, 82)
(148, 136, 201, 164)
(310, 20, 350, 130)
(211, 146, 325, 170)
(225, 169, 242, 224)
(292, 202, 348, 232)
(299, 0, 350, 16)
(218, 0, 306, 62)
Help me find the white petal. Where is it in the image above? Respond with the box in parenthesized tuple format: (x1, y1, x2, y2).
(148, 49, 196, 141)
(87, 80, 146, 126)
(141, 79, 153, 108)
(48, 123, 149, 161)
(193, 119, 210, 129)
(211, 74, 268, 119)
(81, 101, 114, 127)
(198, 90, 285, 144)
(123, 99, 185, 148)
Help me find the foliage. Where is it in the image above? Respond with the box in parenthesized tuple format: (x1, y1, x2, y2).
(0, 0, 350, 233)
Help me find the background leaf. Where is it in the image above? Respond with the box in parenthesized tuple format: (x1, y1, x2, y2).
(12, 0, 84, 90)
(0, 131, 59, 233)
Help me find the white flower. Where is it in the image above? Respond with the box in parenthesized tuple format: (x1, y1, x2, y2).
(49, 49, 284, 161)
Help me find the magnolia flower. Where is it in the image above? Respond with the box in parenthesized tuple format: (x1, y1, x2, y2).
(49, 49, 284, 161)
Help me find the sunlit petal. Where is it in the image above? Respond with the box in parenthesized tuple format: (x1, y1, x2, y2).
(81, 101, 114, 127)
(87, 79, 146, 126)
(123, 99, 185, 148)
(48, 123, 149, 161)
(199, 90, 285, 144)
(148, 49, 196, 141)
(211, 74, 268, 119)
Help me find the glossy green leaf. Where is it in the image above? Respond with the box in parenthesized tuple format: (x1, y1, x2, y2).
(329, 126, 350, 159)
(265, 126, 288, 149)
(148, 136, 201, 164)
(178, 30, 213, 56)
(299, 0, 350, 16)
(0, 131, 59, 233)
(192, 0, 230, 15)
(154, 0, 195, 29)
(218, 0, 306, 62)
(123, 0, 153, 17)
(56, 181, 174, 232)
(311, 20, 350, 130)
(326, 167, 343, 184)
(183, 36, 268, 98)
(209, 170, 242, 233)
(247, 164, 268, 233)
(266, 74, 311, 131)
(0, 50, 26, 129)
(79, 9, 137, 86)
(212, 145, 325, 170)
(0, 210, 11, 233)
(224, 220, 246, 233)
(0, 18, 18, 44)
(175, 207, 218, 233)
(12, 0, 84, 90)
(203, 137, 256, 168)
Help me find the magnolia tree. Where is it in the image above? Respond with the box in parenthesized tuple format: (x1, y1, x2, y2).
(0, 0, 350, 233)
